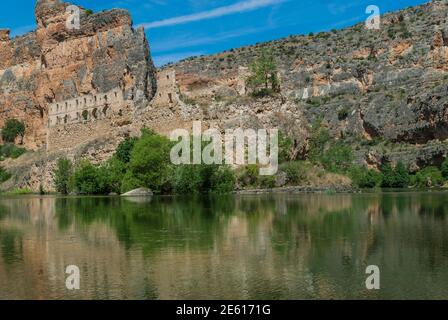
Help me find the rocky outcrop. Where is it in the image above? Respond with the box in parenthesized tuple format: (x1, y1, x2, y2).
(0, 0, 156, 150)
(166, 0, 448, 168)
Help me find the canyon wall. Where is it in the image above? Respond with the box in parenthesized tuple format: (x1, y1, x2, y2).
(0, 0, 157, 150)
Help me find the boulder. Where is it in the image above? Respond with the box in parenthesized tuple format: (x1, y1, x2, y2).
(121, 188, 153, 197)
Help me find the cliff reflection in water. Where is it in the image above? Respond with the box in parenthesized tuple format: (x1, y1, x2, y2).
(0, 193, 448, 299)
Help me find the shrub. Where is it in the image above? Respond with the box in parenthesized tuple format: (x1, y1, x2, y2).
(278, 131, 294, 163)
(415, 166, 444, 188)
(1, 119, 25, 144)
(173, 165, 204, 194)
(0, 143, 26, 159)
(320, 142, 353, 173)
(127, 133, 173, 193)
(441, 159, 448, 178)
(280, 161, 307, 185)
(74, 160, 110, 195)
(380, 163, 395, 188)
(210, 165, 235, 193)
(259, 175, 276, 188)
(115, 137, 137, 164)
(53, 158, 73, 195)
(393, 161, 410, 188)
(121, 171, 142, 194)
(349, 166, 381, 188)
(308, 125, 331, 163)
(0, 166, 11, 183)
(238, 164, 260, 187)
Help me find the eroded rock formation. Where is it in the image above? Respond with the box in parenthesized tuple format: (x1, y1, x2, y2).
(0, 0, 156, 150)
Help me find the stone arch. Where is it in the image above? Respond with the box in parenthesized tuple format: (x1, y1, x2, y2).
(102, 105, 109, 116)
(82, 110, 89, 121)
(92, 108, 98, 119)
(64, 115, 68, 124)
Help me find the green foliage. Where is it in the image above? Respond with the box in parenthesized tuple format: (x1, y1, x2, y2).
(280, 161, 307, 185)
(380, 163, 395, 188)
(259, 175, 276, 188)
(127, 133, 173, 193)
(0, 143, 26, 159)
(103, 157, 126, 194)
(247, 49, 280, 96)
(278, 131, 294, 163)
(2, 119, 25, 144)
(320, 142, 353, 173)
(441, 159, 448, 178)
(85, 9, 94, 15)
(173, 165, 204, 194)
(238, 164, 260, 187)
(54, 158, 73, 195)
(121, 171, 143, 194)
(415, 166, 444, 188)
(308, 123, 331, 163)
(115, 137, 137, 164)
(73, 160, 111, 195)
(349, 166, 381, 188)
(210, 166, 235, 193)
(0, 166, 11, 183)
(381, 162, 410, 188)
(393, 162, 410, 188)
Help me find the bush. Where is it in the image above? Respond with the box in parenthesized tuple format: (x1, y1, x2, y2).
(121, 171, 143, 194)
(74, 160, 110, 195)
(280, 161, 307, 185)
(238, 164, 260, 187)
(415, 166, 444, 188)
(278, 131, 294, 163)
(115, 137, 138, 164)
(320, 142, 353, 173)
(210, 165, 235, 193)
(0, 143, 26, 159)
(393, 162, 410, 188)
(54, 158, 73, 195)
(349, 166, 381, 188)
(127, 132, 173, 193)
(380, 163, 395, 188)
(442, 159, 448, 178)
(308, 125, 331, 163)
(380, 162, 410, 188)
(173, 165, 204, 194)
(259, 175, 276, 188)
(0, 166, 11, 183)
(2, 119, 25, 144)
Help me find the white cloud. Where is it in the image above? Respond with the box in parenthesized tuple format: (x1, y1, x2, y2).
(139, 0, 286, 29)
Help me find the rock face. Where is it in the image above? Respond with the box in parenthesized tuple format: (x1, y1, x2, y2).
(164, 0, 448, 170)
(0, 0, 156, 150)
(5, 0, 448, 191)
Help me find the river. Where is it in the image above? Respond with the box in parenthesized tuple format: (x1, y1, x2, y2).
(0, 192, 447, 299)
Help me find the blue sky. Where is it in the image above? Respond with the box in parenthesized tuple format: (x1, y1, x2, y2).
(0, 0, 429, 66)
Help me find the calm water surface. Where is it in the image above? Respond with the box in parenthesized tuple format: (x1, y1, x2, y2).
(0, 192, 448, 300)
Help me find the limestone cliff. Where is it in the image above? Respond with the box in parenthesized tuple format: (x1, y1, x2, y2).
(0, 0, 156, 150)
(5, 0, 448, 192)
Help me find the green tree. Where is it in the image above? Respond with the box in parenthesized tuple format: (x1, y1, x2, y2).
(349, 166, 381, 188)
(2, 119, 25, 144)
(247, 49, 280, 96)
(127, 133, 173, 193)
(393, 161, 410, 188)
(381, 163, 395, 188)
(53, 158, 73, 195)
(115, 137, 137, 164)
(74, 160, 111, 195)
